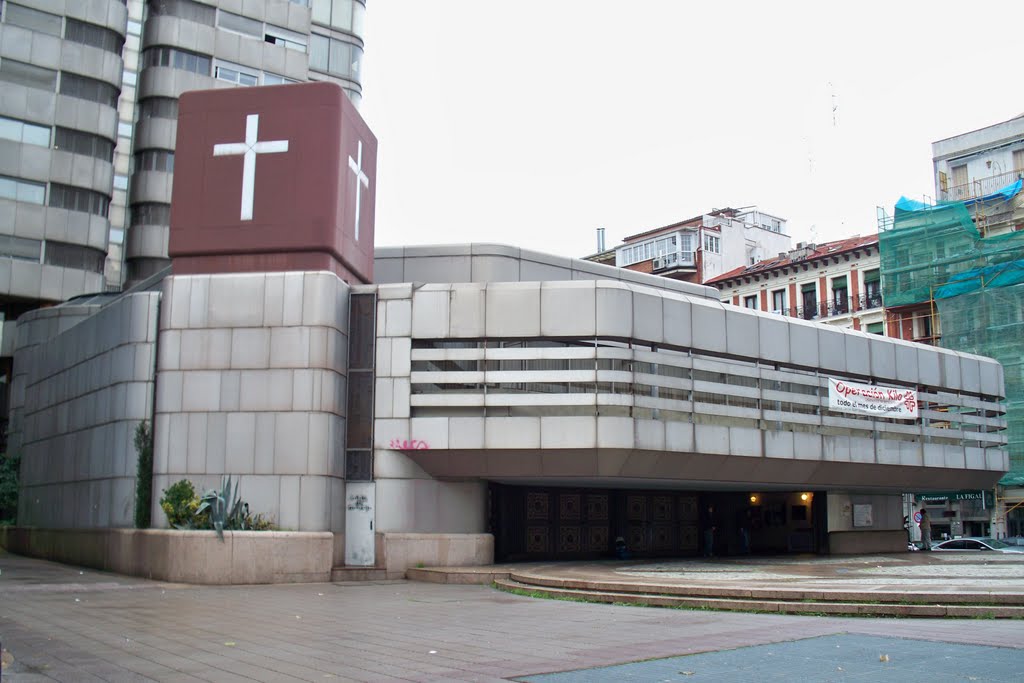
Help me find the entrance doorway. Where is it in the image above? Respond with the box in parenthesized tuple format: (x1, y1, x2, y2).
(489, 485, 825, 562)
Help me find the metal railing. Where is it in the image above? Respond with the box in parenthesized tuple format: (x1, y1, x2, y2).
(777, 293, 884, 320)
(859, 292, 883, 310)
(939, 169, 1024, 203)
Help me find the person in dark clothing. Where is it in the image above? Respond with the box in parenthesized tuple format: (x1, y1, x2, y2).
(703, 505, 717, 557)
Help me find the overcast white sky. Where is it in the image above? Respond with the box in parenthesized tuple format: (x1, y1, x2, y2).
(359, 1, 1024, 257)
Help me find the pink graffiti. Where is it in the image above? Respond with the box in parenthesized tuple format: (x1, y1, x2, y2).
(389, 438, 430, 450)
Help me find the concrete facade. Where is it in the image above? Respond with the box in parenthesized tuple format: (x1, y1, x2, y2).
(154, 271, 349, 541)
(3, 245, 1011, 577)
(11, 291, 158, 528)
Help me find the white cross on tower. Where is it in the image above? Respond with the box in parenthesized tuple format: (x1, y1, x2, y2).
(347, 140, 370, 240)
(213, 114, 289, 221)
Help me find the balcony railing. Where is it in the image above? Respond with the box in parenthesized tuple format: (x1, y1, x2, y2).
(939, 169, 1024, 203)
(783, 295, 882, 320)
(859, 292, 883, 310)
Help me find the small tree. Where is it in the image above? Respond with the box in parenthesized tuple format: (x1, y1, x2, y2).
(133, 421, 153, 528)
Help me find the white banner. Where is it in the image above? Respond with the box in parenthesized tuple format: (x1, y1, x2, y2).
(828, 378, 918, 419)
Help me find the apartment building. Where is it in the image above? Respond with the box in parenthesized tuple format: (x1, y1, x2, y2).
(0, 0, 366, 302)
(586, 207, 792, 286)
(705, 234, 885, 334)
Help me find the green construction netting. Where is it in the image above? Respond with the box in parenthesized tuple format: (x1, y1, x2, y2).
(936, 286, 1024, 483)
(880, 185, 1024, 483)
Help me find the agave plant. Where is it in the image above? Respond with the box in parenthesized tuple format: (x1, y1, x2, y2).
(197, 475, 246, 541)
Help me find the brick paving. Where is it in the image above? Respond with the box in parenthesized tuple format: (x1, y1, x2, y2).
(2, 549, 1024, 682)
(519, 634, 1024, 682)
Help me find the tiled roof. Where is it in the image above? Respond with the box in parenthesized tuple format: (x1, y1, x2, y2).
(706, 233, 879, 285)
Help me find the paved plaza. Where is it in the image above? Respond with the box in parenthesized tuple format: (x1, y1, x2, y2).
(2, 549, 1024, 682)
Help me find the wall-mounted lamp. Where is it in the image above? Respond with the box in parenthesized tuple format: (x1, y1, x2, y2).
(749, 494, 759, 504)
(800, 493, 809, 501)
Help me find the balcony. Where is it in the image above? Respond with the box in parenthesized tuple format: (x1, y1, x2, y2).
(939, 168, 1024, 203)
(859, 292, 883, 310)
(652, 251, 696, 272)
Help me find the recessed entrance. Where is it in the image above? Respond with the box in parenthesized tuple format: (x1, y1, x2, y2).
(489, 484, 825, 562)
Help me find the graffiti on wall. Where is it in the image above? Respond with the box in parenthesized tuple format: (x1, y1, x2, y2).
(388, 439, 430, 450)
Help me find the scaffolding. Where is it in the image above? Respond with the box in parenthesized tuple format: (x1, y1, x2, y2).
(878, 180, 1024, 489)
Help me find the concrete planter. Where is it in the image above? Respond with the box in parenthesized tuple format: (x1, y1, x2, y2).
(0, 527, 333, 584)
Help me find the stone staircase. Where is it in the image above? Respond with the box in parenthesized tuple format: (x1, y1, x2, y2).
(491, 570, 1024, 618)
(406, 563, 1024, 618)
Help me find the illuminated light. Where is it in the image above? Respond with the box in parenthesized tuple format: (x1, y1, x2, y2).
(749, 495, 758, 504)
(800, 493, 809, 501)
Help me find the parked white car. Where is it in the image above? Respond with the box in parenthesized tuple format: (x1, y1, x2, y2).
(931, 537, 1024, 553)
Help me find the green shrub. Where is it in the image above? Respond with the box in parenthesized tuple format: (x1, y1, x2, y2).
(133, 421, 153, 528)
(0, 452, 20, 525)
(159, 479, 207, 529)
(160, 477, 274, 538)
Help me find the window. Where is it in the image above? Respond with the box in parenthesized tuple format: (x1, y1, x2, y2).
(743, 295, 758, 310)
(131, 203, 171, 226)
(134, 149, 175, 173)
(214, 61, 258, 86)
(65, 18, 125, 54)
(862, 269, 881, 308)
(265, 25, 307, 51)
(138, 97, 179, 120)
(311, 0, 366, 36)
(1014, 149, 1024, 172)
(0, 175, 46, 204)
(3, 3, 62, 36)
(217, 10, 262, 37)
(0, 116, 50, 147)
(309, 33, 362, 80)
(59, 72, 119, 108)
(867, 322, 884, 335)
(771, 289, 786, 314)
(800, 282, 818, 320)
(141, 46, 212, 76)
(148, 0, 216, 25)
(43, 241, 106, 273)
(831, 276, 848, 315)
(703, 234, 721, 254)
(262, 72, 298, 86)
(48, 183, 110, 217)
(0, 59, 58, 90)
(54, 127, 115, 162)
(0, 234, 42, 262)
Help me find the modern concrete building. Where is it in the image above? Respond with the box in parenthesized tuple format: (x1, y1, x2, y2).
(5, 241, 1009, 575)
(0, 0, 366, 298)
(0, 81, 1010, 583)
(706, 234, 886, 335)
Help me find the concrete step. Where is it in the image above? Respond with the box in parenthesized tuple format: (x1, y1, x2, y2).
(495, 576, 1024, 619)
(330, 567, 389, 582)
(406, 566, 512, 585)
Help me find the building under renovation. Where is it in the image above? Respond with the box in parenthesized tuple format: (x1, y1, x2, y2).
(879, 113, 1024, 536)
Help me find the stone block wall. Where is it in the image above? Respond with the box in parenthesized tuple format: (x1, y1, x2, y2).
(14, 293, 160, 527)
(153, 272, 349, 532)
